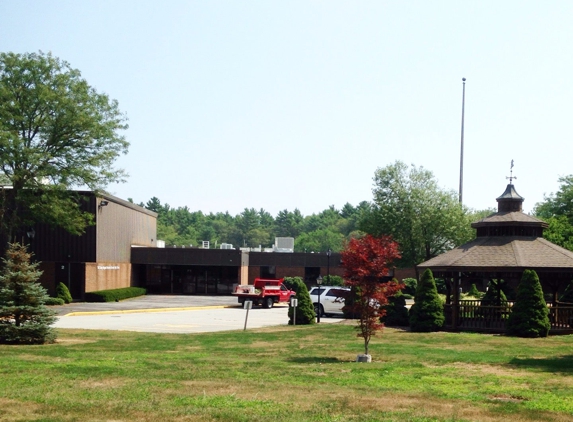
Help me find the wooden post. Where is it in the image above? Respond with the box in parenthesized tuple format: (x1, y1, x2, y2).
(452, 273, 460, 330)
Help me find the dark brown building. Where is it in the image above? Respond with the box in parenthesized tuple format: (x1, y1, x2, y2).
(27, 191, 345, 298)
(28, 191, 157, 298)
(130, 249, 344, 294)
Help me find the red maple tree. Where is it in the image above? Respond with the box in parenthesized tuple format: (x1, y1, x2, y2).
(341, 234, 402, 357)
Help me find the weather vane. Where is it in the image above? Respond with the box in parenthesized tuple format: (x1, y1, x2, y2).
(506, 160, 516, 184)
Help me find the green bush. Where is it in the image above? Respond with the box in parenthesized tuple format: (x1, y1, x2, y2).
(56, 282, 73, 304)
(402, 278, 417, 296)
(506, 270, 550, 338)
(323, 275, 344, 286)
(382, 290, 410, 327)
(84, 287, 147, 302)
(478, 281, 508, 320)
(481, 281, 508, 306)
(45, 297, 65, 306)
(409, 269, 444, 332)
(467, 283, 482, 298)
(559, 281, 573, 303)
(284, 277, 315, 325)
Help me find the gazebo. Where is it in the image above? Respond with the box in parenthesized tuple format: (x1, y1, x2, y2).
(417, 182, 573, 333)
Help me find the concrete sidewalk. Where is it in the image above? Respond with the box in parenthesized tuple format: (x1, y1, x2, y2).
(52, 294, 240, 316)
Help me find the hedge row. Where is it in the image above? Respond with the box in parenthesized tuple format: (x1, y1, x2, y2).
(84, 287, 147, 302)
(45, 297, 65, 306)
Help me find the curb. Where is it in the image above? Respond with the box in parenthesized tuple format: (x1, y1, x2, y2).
(63, 305, 239, 317)
(62, 303, 290, 317)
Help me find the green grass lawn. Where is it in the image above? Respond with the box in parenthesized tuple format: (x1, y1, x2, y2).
(1, 322, 573, 421)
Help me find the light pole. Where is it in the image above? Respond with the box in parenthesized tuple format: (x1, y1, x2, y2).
(316, 275, 323, 323)
(327, 249, 331, 285)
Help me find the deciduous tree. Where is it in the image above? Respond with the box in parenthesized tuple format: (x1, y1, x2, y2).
(535, 175, 573, 224)
(0, 51, 128, 242)
(360, 161, 475, 267)
(341, 234, 402, 359)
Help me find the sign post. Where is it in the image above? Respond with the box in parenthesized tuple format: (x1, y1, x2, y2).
(243, 300, 252, 331)
(290, 297, 298, 326)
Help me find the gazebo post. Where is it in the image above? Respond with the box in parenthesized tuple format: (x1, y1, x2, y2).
(452, 272, 461, 330)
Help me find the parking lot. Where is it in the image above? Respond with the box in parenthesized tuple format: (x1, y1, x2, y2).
(53, 295, 343, 333)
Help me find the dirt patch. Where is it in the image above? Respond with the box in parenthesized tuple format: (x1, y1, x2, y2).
(425, 361, 532, 378)
(78, 377, 127, 389)
(0, 398, 44, 421)
(55, 338, 97, 345)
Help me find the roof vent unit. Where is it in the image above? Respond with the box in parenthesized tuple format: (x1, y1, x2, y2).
(274, 237, 294, 253)
(202, 241, 210, 249)
(220, 243, 234, 250)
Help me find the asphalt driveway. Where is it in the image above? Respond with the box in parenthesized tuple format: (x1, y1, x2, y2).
(53, 295, 343, 333)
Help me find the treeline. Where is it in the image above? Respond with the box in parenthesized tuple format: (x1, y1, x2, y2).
(131, 162, 573, 268)
(134, 197, 370, 253)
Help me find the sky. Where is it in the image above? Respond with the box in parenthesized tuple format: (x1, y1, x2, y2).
(1, 1, 572, 217)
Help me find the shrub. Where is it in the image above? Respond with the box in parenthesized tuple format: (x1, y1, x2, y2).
(45, 297, 65, 306)
(409, 269, 444, 332)
(481, 281, 508, 307)
(506, 269, 550, 338)
(84, 287, 146, 302)
(382, 290, 410, 327)
(478, 281, 508, 320)
(56, 282, 73, 304)
(284, 277, 315, 325)
(323, 275, 344, 286)
(467, 283, 482, 298)
(402, 278, 417, 296)
(0, 243, 56, 344)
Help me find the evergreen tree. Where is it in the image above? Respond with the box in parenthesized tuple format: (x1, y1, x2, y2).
(284, 277, 315, 325)
(409, 269, 445, 332)
(506, 269, 551, 338)
(382, 290, 410, 327)
(0, 243, 56, 344)
(480, 281, 508, 307)
(478, 280, 508, 321)
(467, 283, 482, 298)
(56, 282, 73, 304)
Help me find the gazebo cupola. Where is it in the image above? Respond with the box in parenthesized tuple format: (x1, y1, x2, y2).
(471, 182, 548, 238)
(496, 183, 524, 212)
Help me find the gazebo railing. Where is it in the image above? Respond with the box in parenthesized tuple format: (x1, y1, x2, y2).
(443, 300, 573, 333)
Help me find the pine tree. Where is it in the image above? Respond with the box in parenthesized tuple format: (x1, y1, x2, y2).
(478, 280, 508, 321)
(467, 283, 482, 298)
(0, 243, 57, 344)
(284, 277, 315, 325)
(481, 281, 508, 306)
(506, 269, 550, 338)
(409, 269, 445, 332)
(382, 290, 410, 327)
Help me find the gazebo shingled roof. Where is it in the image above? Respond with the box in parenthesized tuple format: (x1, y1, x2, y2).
(417, 182, 573, 279)
(417, 236, 573, 273)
